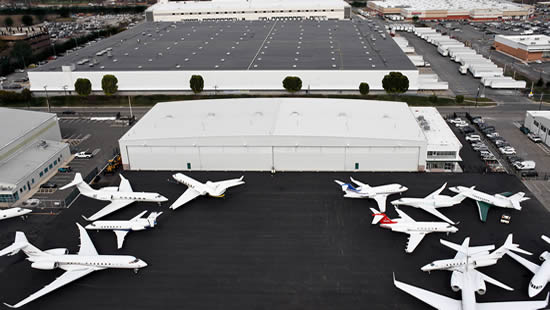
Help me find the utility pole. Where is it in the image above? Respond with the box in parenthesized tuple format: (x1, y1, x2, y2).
(540, 92, 544, 111)
(128, 95, 133, 118)
(44, 85, 51, 113)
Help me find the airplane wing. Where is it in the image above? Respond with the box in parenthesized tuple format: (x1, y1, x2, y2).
(118, 174, 133, 192)
(421, 207, 455, 224)
(77, 223, 98, 256)
(350, 177, 370, 189)
(394, 207, 415, 222)
(441, 238, 495, 256)
(170, 188, 201, 210)
(393, 275, 461, 310)
(3, 268, 97, 309)
(113, 230, 130, 249)
(173, 173, 205, 189)
(406, 233, 426, 253)
(476, 294, 549, 310)
(475, 270, 514, 291)
(212, 177, 245, 190)
(426, 183, 447, 199)
(373, 195, 389, 213)
(507, 251, 540, 274)
(83, 200, 134, 222)
(476, 201, 492, 222)
(542, 235, 550, 245)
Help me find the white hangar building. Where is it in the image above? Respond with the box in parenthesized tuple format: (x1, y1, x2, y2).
(119, 98, 462, 172)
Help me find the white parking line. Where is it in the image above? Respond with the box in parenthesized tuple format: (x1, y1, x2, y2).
(92, 148, 101, 156)
(536, 143, 550, 155)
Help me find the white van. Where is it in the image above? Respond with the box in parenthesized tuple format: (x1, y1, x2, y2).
(513, 160, 536, 170)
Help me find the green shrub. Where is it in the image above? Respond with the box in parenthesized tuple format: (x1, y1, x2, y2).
(189, 75, 204, 93)
(283, 76, 302, 92)
(429, 94, 438, 103)
(359, 82, 370, 95)
(75, 78, 92, 96)
(101, 74, 118, 95)
(382, 72, 409, 94)
(455, 95, 464, 103)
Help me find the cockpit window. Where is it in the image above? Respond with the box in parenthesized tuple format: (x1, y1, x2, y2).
(130, 259, 139, 264)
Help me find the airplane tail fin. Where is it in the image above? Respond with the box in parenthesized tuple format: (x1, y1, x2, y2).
(147, 212, 163, 227)
(508, 192, 529, 210)
(370, 208, 389, 225)
(60, 173, 94, 194)
(0, 232, 43, 258)
(350, 177, 370, 190)
(499, 233, 532, 256)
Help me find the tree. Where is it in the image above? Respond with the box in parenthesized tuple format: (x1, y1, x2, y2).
(455, 95, 464, 104)
(189, 75, 204, 93)
(21, 88, 32, 101)
(21, 15, 33, 27)
(101, 74, 118, 95)
(75, 78, 92, 96)
(429, 94, 438, 103)
(359, 82, 370, 95)
(283, 76, 302, 92)
(4, 17, 13, 28)
(412, 15, 419, 23)
(382, 72, 409, 94)
(536, 78, 544, 88)
(11, 41, 32, 68)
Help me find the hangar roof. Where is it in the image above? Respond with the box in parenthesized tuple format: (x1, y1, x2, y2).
(120, 98, 426, 146)
(0, 108, 56, 150)
(34, 20, 415, 72)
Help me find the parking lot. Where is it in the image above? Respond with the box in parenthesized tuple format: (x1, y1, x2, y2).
(0, 171, 548, 309)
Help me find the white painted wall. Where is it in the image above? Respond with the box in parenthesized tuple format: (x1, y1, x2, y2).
(152, 10, 346, 22)
(29, 70, 420, 92)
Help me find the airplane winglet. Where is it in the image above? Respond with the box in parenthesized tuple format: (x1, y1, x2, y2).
(3, 302, 16, 308)
(334, 180, 345, 186)
(81, 215, 91, 221)
(542, 235, 550, 245)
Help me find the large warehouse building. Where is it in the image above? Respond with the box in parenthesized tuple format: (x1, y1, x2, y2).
(0, 108, 70, 205)
(119, 98, 462, 172)
(367, 0, 532, 20)
(525, 110, 550, 146)
(494, 34, 550, 62)
(29, 20, 446, 93)
(145, 0, 351, 22)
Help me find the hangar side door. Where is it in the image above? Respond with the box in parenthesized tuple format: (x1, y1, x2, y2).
(273, 146, 345, 171)
(126, 146, 200, 170)
(199, 146, 272, 171)
(345, 147, 420, 171)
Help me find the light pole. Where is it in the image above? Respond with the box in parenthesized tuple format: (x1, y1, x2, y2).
(62, 85, 68, 96)
(43, 85, 51, 113)
(128, 96, 133, 118)
(540, 92, 544, 111)
(475, 86, 480, 108)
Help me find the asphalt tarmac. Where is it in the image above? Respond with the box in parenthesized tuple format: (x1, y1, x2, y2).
(0, 171, 548, 310)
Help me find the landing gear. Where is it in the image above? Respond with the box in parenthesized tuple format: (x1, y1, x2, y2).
(134, 268, 139, 274)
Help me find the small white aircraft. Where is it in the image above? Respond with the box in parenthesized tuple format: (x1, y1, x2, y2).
(449, 185, 529, 222)
(60, 173, 168, 221)
(507, 235, 550, 298)
(370, 207, 458, 253)
(85, 211, 163, 249)
(170, 173, 245, 210)
(391, 182, 466, 224)
(394, 274, 549, 310)
(421, 234, 531, 293)
(0, 208, 32, 221)
(0, 223, 147, 308)
(335, 177, 408, 212)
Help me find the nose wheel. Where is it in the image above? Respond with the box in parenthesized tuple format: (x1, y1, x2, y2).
(134, 268, 139, 274)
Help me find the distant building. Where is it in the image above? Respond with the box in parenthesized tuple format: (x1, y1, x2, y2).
(494, 34, 550, 62)
(0, 108, 70, 205)
(145, 0, 351, 22)
(367, 0, 532, 21)
(525, 111, 550, 146)
(0, 25, 51, 54)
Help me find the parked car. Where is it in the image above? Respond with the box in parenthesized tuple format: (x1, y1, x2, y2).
(23, 199, 40, 206)
(499, 147, 516, 155)
(500, 214, 511, 224)
(75, 151, 93, 159)
(486, 132, 499, 138)
(513, 160, 536, 170)
(528, 133, 542, 143)
(481, 127, 496, 134)
(520, 170, 539, 177)
(455, 122, 469, 128)
(519, 126, 530, 134)
(448, 118, 464, 124)
(460, 126, 475, 134)
(466, 134, 481, 142)
(58, 166, 72, 173)
(40, 182, 57, 189)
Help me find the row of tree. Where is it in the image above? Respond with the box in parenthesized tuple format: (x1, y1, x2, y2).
(72, 72, 410, 96)
(3, 15, 34, 27)
(0, 5, 147, 16)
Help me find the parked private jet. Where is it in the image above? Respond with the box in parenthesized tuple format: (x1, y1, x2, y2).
(0, 208, 32, 221)
(85, 211, 163, 249)
(0, 223, 147, 308)
(335, 177, 407, 212)
(391, 183, 465, 224)
(170, 173, 245, 210)
(370, 207, 458, 253)
(507, 235, 550, 297)
(60, 173, 168, 221)
(449, 185, 529, 222)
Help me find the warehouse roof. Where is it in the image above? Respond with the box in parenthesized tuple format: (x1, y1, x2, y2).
(120, 98, 426, 146)
(527, 110, 550, 119)
(370, 0, 525, 11)
(148, 0, 349, 12)
(34, 20, 415, 72)
(411, 107, 462, 152)
(0, 108, 56, 150)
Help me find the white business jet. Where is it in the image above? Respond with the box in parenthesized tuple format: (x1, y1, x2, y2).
(370, 207, 458, 253)
(85, 211, 163, 249)
(449, 185, 529, 222)
(60, 173, 168, 221)
(0, 223, 147, 308)
(335, 177, 407, 212)
(0, 208, 32, 221)
(507, 235, 550, 297)
(170, 173, 245, 210)
(391, 183, 466, 224)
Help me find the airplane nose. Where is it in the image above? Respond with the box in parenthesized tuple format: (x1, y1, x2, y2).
(160, 196, 169, 202)
(139, 260, 148, 268)
(420, 264, 431, 272)
(528, 287, 537, 298)
(401, 186, 408, 191)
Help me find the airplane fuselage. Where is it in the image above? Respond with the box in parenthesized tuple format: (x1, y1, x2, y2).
(87, 190, 167, 203)
(392, 195, 458, 208)
(422, 257, 496, 273)
(343, 184, 407, 198)
(529, 261, 550, 297)
(380, 221, 457, 234)
(29, 254, 147, 270)
(0, 208, 31, 220)
(455, 187, 511, 208)
(461, 271, 478, 310)
(85, 220, 151, 231)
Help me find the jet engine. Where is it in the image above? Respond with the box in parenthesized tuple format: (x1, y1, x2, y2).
(31, 261, 58, 270)
(473, 258, 498, 268)
(540, 251, 550, 262)
(450, 272, 463, 292)
(475, 273, 487, 295)
(44, 248, 68, 255)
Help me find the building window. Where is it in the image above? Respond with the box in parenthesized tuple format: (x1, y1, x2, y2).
(54, 160, 57, 165)
(187, 162, 192, 169)
(542, 125, 547, 133)
(20, 188, 22, 193)
(355, 163, 359, 170)
(49, 164, 53, 169)
(534, 120, 540, 127)
(39, 171, 43, 177)
(32, 178, 34, 184)
(44, 167, 48, 173)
